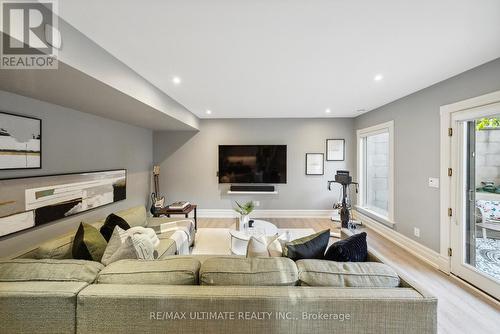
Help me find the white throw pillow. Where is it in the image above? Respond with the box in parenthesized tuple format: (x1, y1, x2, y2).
(246, 235, 282, 257)
(101, 226, 155, 265)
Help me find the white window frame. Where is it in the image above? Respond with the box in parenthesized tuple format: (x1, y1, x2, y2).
(356, 120, 395, 226)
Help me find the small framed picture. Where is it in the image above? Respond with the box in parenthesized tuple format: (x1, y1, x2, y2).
(0, 111, 42, 170)
(326, 139, 345, 161)
(305, 153, 324, 175)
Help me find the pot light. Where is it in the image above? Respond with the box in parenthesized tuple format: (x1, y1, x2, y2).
(325, 108, 331, 114)
(374, 74, 384, 82)
(206, 109, 212, 115)
(172, 76, 181, 85)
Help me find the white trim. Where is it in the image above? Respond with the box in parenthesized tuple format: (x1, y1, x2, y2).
(353, 210, 450, 273)
(356, 120, 395, 222)
(356, 120, 394, 136)
(440, 90, 500, 114)
(450, 274, 500, 306)
(354, 205, 395, 227)
(198, 209, 337, 219)
(227, 191, 278, 194)
(439, 90, 500, 274)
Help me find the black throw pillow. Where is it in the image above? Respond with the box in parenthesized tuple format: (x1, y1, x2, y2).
(283, 229, 330, 261)
(100, 213, 130, 242)
(324, 232, 368, 262)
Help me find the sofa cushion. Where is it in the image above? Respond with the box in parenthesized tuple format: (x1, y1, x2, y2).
(296, 259, 400, 287)
(324, 232, 368, 262)
(200, 257, 298, 286)
(0, 259, 104, 283)
(115, 206, 147, 227)
(72, 223, 108, 262)
(100, 213, 131, 241)
(33, 234, 74, 259)
(283, 229, 330, 261)
(97, 257, 201, 285)
(0, 281, 88, 334)
(156, 236, 177, 258)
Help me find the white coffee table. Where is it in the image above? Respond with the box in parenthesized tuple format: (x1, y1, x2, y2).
(230, 220, 278, 255)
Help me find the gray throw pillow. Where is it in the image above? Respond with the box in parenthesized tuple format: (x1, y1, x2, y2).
(101, 226, 128, 265)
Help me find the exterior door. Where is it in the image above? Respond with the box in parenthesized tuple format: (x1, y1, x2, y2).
(450, 110, 500, 300)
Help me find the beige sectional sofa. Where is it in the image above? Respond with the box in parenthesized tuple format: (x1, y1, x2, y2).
(17, 206, 196, 260)
(0, 206, 437, 334)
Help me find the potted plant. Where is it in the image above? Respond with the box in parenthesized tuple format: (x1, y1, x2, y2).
(233, 201, 255, 231)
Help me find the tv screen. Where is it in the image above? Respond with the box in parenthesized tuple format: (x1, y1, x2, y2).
(218, 145, 287, 184)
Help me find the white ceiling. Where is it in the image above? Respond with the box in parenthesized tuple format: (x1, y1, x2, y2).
(59, 0, 500, 119)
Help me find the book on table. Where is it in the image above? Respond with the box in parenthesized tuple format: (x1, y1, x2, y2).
(168, 201, 190, 210)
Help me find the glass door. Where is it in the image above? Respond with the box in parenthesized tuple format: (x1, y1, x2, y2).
(451, 112, 500, 299)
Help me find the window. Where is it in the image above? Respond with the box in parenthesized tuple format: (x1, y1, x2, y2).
(357, 121, 394, 223)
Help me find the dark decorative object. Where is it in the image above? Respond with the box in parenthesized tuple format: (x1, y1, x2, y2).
(150, 165, 165, 215)
(283, 229, 330, 261)
(100, 213, 130, 242)
(328, 170, 358, 228)
(72, 222, 107, 261)
(248, 219, 254, 228)
(0, 169, 127, 237)
(0, 111, 41, 170)
(305, 153, 324, 175)
(326, 139, 345, 161)
(218, 145, 287, 184)
(324, 232, 368, 262)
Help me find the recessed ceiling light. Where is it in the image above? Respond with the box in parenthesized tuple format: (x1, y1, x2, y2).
(374, 74, 384, 82)
(325, 108, 331, 114)
(206, 109, 212, 115)
(172, 76, 181, 85)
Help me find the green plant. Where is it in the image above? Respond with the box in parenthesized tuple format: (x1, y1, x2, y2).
(476, 117, 500, 130)
(233, 201, 255, 215)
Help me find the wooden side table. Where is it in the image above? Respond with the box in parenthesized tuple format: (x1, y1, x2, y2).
(153, 204, 197, 230)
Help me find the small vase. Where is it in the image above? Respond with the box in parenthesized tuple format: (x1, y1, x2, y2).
(238, 214, 249, 231)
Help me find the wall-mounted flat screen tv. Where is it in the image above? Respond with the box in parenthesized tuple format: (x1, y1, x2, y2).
(218, 145, 287, 184)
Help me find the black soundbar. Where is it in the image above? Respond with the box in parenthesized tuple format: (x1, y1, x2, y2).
(230, 185, 275, 192)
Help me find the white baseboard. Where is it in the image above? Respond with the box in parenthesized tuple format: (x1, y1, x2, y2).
(198, 209, 337, 219)
(353, 210, 450, 273)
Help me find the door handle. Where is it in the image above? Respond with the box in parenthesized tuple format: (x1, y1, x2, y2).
(468, 189, 475, 202)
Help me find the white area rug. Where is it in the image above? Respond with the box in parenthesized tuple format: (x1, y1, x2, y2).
(191, 228, 316, 255)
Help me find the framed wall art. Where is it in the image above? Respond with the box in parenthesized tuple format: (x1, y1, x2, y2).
(0, 111, 41, 170)
(0, 169, 126, 237)
(326, 139, 345, 161)
(305, 153, 324, 175)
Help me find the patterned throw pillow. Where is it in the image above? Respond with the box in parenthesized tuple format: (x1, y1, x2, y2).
(283, 230, 330, 261)
(324, 232, 368, 262)
(72, 223, 108, 262)
(246, 235, 282, 257)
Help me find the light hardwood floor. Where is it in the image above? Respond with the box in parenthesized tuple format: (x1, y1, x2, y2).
(198, 217, 500, 334)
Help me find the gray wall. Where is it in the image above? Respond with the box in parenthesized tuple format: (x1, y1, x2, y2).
(0, 91, 153, 258)
(154, 118, 355, 211)
(354, 57, 500, 252)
